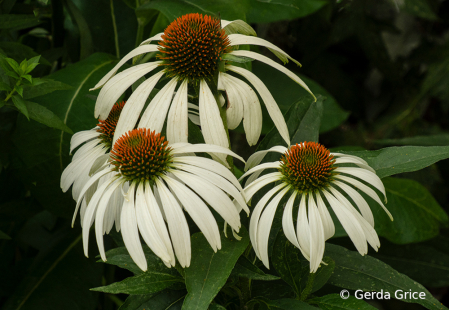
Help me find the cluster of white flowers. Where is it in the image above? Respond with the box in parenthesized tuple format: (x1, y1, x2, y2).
(61, 14, 392, 273)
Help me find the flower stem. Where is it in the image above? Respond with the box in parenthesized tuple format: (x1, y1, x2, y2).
(300, 272, 316, 301)
(110, 0, 120, 58)
(135, 21, 145, 47)
(5, 89, 16, 102)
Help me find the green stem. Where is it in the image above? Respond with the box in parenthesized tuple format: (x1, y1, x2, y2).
(239, 277, 252, 310)
(300, 272, 316, 301)
(110, 0, 120, 58)
(135, 20, 145, 47)
(5, 89, 15, 102)
(108, 294, 124, 307)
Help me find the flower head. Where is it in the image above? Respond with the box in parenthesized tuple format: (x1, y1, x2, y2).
(241, 142, 393, 273)
(91, 14, 315, 158)
(74, 128, 248, 271)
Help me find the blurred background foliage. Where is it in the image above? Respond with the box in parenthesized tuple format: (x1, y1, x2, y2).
(1, 0, 449, 309)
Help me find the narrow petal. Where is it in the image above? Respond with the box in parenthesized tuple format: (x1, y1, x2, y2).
(163, 175, 221, 251)
(121, 183, 148, 271)
(227, 65, 290, 146)
(221, 20, 257, 36)
(199, 79, 229, 164)
(258, 187, 290, 268)
(245, 146, 287, 171)
(239, 162, 281, 182)
(155, 178, 191, 268)
(230, 51, 315, 101)
(113, 70, 165, 145)
(167, 79, 189, 143)
(296, 195, 311, 259)
(91, 45, 159, 91)
(171, 143, 245, 163)
(334, 156, 375, 173)
(220, 73, 244, 130)
(244, 172, 283, 201)
(138, 77, 178, 132)
(332, 153, 369, 165)
(335, 167, 386, 199)
(308, 195, 325, 273)
(315, 193, 335, 240)
(95, 62, 162, 119)
(70, 129, 100, 153)
(282, 192, 300, 248)
(140, 32, 163, 45)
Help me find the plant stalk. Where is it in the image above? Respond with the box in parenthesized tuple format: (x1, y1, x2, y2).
(300, 272, 316, 301)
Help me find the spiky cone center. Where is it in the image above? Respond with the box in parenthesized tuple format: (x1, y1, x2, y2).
(110, 129, 173, 183)
(97, 101, 126, 149)
(279, 142, 336, 193)
(158, 13, 230, 81)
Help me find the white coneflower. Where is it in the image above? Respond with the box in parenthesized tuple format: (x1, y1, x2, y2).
(240, 142, 393, 273)
(75, 128, 248, 271)
(61, 101, 126, 207)
(91, 13, 315, 159)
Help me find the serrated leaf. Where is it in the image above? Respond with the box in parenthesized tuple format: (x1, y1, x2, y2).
(339, 146, 449, 178)
(22, 74, 32, 84)
(231, 256, 280, 281)
(27, 55, 41, 65)
(119, 289, 186, 310)
(91, 270, 183, 295)
(182, 228, 250, 310)
(15, 85, 23, 97)
(309, 294, 377, 310)
(12, 95, 29, 120)
(0, 14, 42, 30)
(22, 79, 72, 99)
(5, 58, 20, 74)
(22, 101, 73, 134)
(325, 244, 448, 310)
(25, 63, 39, 74)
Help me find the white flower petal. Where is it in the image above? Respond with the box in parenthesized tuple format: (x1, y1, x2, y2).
(138, 77, 178, 132)
(140, 32, 163, 45)
(91, 45, 159, 91)
(334, 156, 375, 173)
(230, 51, 315, 101)
(167, 79, 189, 143)
(220, 73, 244, 130)
(335, 167, 386, 199)
(113, 70, 165, 145)
(163, 175, 221, 252)
(308, 194, 325, 273)
(296, 195, 311, 259)
(332, 153, 369, 165)
(222, 20, 257, 36)
(155, 178, 191, 268)
(315, 193, 335, 240)
(244, 172, 283, 201)
(245, 145, 287, 171)
(239, 162, 281, 182)
(257, 186, 290, 268)
(121, 182, 148, 271)
(282, 192, 300, 248)
(95, 61, 161, 119)
(227, 65, 290, 146)
(198, 79, 229, 164)
(170, 143, 245, 163)
(70, 129, 100, 153)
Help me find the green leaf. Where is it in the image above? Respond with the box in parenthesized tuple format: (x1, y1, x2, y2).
(222, 53, 254, 64)
(0, 81, 12, 92)
(0, 14, 42, 30)
(340, 146, 449, 178)
(22, 101, 73, 134)
(119, 289, 186, 310)
(138, 0, 250, 22)
(272, 232, 335, 297)
(252, 62, 348, 134)
(91, 270, 183, 295)
(64, 0, 94, 60)
(182, 228, 250, 310)
(325, 243, 448, 310)
(15, 85, 24, 97)
(27, 55, 41, 66)
(22, 79, 73, 99)
(99, 246, 179, 276)
(246, 0, 327, 23)
(290, 95, 323, 144)
(375, 134, 449, 146)
(309, 294, 377, 310)
(231, 256, 280, 281)
(22, 75, 33, 84)
(19, 59, 28, 75)
(0, 42, 51, 66)
(12, 95, 29, 120)
(255, 297, 318, 310)
(5, 58, 20, 74)
(0, 229, 10, 240)
(371, 239, 449, 288)
(12, 53, 117, 218)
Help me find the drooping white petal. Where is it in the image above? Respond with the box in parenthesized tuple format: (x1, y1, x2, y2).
(332, 153, 369, 165)
(221, 20, 257, 36)
(144, 181, 175, 265)
(322, 189, 368, 255)
(250, 183, 287, 258)
(230, 51, 315, 101)
(138, 77, 178, 132)
(228, 34, 300, 66)
(227, 65, 290, 146)
(95, 178, 123, 261)
(104, 185, 123, 234)
(163, 175, 221, 252)
(170, 143, 245, 163)
(198, 79, 229, 164)
(95, 61, 162, 119)
(155, 178, 191, 268)
(167, 79, 189, 143)
(333, 180, 374, 227)
(308, 195, 325, 273)
(245, 146, 287, 171)
(70, 129, 100, 153)
(296, 195, 311, 259)
(91, 45, 160, 91)
(170, 170, 241, 231)
(334, 174, 393, 220)
(140, 32, 163, 45)
(244, 172, 283, 201)
(120, 182, 148, 271)
(219, 73, 244, 130)
(112, 70, 165, 145)
(258, 187, 290, 268)
(172, 162, 248, 215)
(334, 156, 375, 173)
(315, 193, 335, 240)
(239, 162, 281, 182)
(282, 192, 300, 248)
(335, 167, 386, 199)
